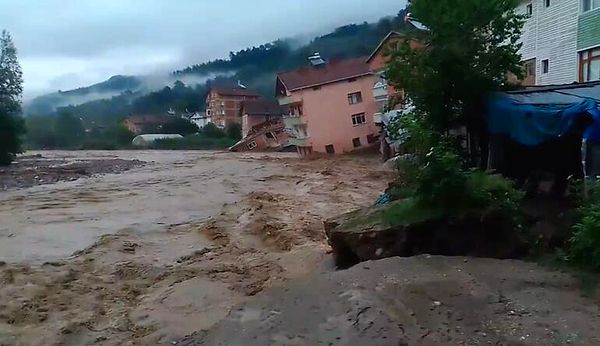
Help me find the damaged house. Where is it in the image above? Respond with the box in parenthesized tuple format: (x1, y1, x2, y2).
(229, 99, 289, 152)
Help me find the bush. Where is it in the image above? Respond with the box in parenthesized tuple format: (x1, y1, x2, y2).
(569, 203, 600, 271)
(202, 123, 226, 138)
(567, 181, 600, 271)
(225, 122, 242, 140)
(389, 138, 523, 229)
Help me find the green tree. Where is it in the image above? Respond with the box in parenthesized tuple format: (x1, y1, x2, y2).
(202, 122, 226, 138)
(0, 30, 25, 165)
(25, 115, 57, 149)
(387, 0, 524, 135)
(104, 124, 135, 146)
(225, 122, 242, 140)
(383, 1, 525, 221)
(54, 111, 85, 148)
(162, 117, 199, 136)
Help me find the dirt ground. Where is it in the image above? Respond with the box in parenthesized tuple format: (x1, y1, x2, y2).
(192, 256, 600, 345)
(0, 154, 144, 190)
(0, 150, 392, 345)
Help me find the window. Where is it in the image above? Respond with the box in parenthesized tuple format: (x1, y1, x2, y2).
(206, 110, 212, 116)
(265, 132, 276, 139)
(247, 141, 257, 150)
(351, 113, 366, 126)
(526, 3, 533, 16)
(583, 0, 600, 12)
(348, 92, 363, 105)
(580, 47, 600, 82)
(325, 145, 335, 154)
(545, 0, 550, 7)
(352, 137, 362, 148)
(289, 104, 303, 116)
(542, 59, 549, 74)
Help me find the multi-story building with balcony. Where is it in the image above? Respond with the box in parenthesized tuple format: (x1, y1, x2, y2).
(276, 55, 379, 156)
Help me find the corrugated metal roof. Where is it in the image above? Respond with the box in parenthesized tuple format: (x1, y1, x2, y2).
(502, 81, 600, 104)
(132, 134, 183, 145)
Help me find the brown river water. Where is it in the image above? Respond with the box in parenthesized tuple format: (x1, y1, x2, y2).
(0, 150, 390, 345)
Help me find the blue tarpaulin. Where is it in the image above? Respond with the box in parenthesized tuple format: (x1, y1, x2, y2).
(487, 97, 600, 146)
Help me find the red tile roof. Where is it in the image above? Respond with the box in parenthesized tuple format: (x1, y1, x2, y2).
(241, 100, 285, 117)
(277, 57, 372, 92)
(211, 87, 260, 97)
(366, 31, 404, 63)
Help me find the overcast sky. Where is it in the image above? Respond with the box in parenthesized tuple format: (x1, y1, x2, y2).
(0, 0, 405, 100)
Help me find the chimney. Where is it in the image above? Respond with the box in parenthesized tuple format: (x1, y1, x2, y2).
(308, 52, 326, 67)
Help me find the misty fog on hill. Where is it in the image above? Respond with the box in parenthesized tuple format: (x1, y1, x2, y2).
(23, 9, 409, 124)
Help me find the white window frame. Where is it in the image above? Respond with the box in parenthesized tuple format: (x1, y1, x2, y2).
(582, 0, 600, 12)
(247, 141, 257, 150)
(348, 92, 363, 105)
(542, 59, 549, 74)
(351, 113, 367, 126)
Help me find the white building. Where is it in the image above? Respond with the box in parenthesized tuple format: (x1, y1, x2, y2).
(517, 0, 600, 85)
(517, 0, 580, 86)
(189, 112, 211, 129)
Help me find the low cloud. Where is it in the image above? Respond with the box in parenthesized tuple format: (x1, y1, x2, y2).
(0, 0, 405, 100)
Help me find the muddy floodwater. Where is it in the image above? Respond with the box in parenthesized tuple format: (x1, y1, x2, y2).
(0, 150, 391, 345)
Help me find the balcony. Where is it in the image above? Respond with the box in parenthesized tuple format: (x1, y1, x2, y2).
(373, 112, 383, 124)
(373, 85, 389, 99)
(278, 94, 302, 106)
(283, 115, 307, 127)
(288, 137, 311, 147)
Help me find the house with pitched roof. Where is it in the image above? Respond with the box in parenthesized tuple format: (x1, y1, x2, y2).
(365, 31, 410, 123)
(276, 55, 380, 156)
(123, 115, 173, 135)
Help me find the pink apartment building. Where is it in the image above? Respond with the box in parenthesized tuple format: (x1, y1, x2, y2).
(276, 56, 380, 156)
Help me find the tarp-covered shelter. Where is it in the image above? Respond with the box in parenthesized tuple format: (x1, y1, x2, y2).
(486, 81, 600, 193)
